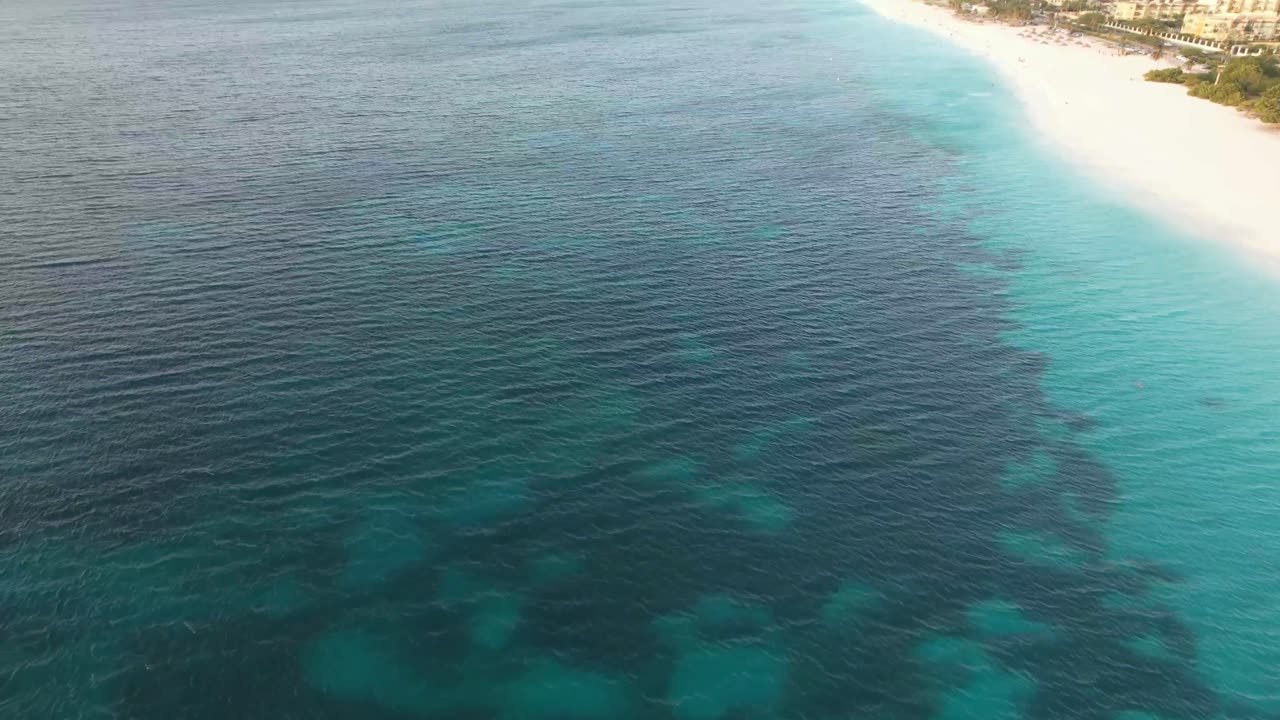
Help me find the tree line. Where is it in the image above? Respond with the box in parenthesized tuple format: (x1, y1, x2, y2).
(1144, 54, 1280, 122)
(948, 0, 1035, 20)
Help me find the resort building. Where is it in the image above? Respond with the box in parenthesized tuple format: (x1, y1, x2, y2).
(1110, 0, 1201, 20)
(1181, 10, 1280, 39)
(1175, 0, 1280, 40)
(1196, 0, 1279, 13)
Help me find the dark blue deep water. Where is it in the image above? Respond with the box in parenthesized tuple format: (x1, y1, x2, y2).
(5, 0, 1280, 718)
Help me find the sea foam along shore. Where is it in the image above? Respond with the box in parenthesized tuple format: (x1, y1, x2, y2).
(860, 0, 1280, 266)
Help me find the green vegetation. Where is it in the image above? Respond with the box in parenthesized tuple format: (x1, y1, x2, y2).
(1131, 33, 1166, 51)
(1179, 47, 1209, 66)
(985, 0, 1035, 21)
(1075, 12, 1107, 31)
(1143, 55, 1280, 122)
(1058, 0, 1091, 10)
(1144, 67, 1185, 83)
(1128, 17, 1178, 32)
(1253, 85, 1280, 123)
(1221, 55, 1279, 94)
(1188, 80, 1248, 106)
(946, 0, 1036, 20)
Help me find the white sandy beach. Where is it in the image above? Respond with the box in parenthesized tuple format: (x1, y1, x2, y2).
(861, 0, 1280, 264)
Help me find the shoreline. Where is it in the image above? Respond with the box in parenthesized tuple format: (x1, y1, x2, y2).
(860, 0, 1280, 267)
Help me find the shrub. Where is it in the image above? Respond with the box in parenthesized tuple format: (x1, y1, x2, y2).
(1255, 84, 1280, 123)
(1076, 12, 1106, 30)
(1180, 48, 1208, 65)
(1220, 58, 1271, 95)
(1144, 68, 1185, 83)
(1189, 80, 1247, 107)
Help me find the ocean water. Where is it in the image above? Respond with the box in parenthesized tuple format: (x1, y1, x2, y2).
(3, 0, 1280, 718)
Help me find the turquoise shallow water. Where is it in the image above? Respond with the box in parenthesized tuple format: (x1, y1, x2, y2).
(3, 0, 1280, 718)
(876, 35, 1280, 711)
